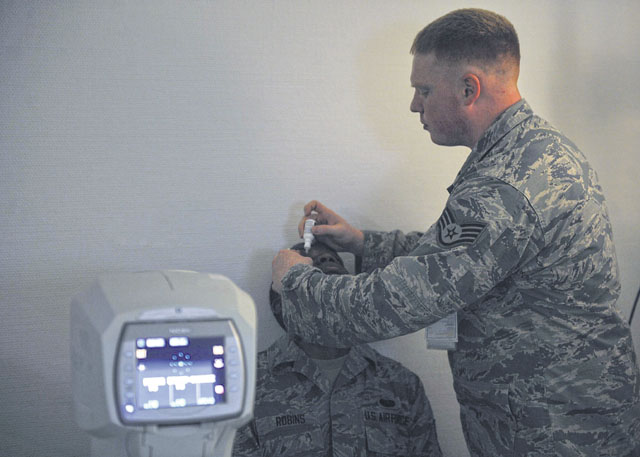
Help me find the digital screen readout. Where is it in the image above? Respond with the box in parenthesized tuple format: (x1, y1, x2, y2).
(131, 336, 226, 411)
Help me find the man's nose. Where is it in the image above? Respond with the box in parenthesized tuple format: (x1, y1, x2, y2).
(316, 254, 336, 265)
(410, 92, 422, 113)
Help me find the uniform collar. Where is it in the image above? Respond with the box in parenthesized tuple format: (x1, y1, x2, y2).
(448, 98, 533, 193)
(267, 335, 306, 370)
(340, 342, 378, 381)
(267, 335, 378, 391)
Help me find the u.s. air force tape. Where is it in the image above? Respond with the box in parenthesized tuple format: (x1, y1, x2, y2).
(437, 207, 486, 248)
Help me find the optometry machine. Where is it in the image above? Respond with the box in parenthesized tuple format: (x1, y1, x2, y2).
(70, 270, 256, 457)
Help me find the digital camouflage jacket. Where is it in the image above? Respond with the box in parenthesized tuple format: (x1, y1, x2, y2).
(232, 336, 442, 457)
(281, 100, 640, 456)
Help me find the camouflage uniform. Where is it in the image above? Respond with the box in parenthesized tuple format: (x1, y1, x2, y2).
(232, 335, 442, 457)
(281, 100, 640, 456)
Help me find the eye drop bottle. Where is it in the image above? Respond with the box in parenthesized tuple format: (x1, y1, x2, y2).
(303, 219, 316, 253)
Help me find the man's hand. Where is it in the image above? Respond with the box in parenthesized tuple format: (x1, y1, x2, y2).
(298, 200, 364, 256)
(271, 249, 313, 293)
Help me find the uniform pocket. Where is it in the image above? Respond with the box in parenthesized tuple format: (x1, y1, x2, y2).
(364, 424, 409, 456)
(454, 379, 517, 456)
(362, 408, 410, 456)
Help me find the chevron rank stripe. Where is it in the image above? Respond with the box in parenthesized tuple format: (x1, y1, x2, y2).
(437, 207, 486, 248)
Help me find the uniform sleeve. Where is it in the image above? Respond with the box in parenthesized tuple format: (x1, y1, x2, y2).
(280, 177, 544, 348)
(232, 421, 261, 457)
(407, 378, 443, 457)
(359, 229, 428, 272)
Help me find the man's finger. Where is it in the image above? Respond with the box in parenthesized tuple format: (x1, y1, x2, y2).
(303, 200, 321, 216)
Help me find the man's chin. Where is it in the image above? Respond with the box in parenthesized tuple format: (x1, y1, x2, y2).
(321, 266, 349, 275)
(429, 132, 447, 146)
(430, 133, 462, 147)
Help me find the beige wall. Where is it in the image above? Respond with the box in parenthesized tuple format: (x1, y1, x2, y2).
(1, 1, 638, 456)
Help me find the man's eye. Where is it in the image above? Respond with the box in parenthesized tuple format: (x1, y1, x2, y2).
(419, 89, 430, 96)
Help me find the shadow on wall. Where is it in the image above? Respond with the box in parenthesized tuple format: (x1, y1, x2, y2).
(244, 246, 285, 351)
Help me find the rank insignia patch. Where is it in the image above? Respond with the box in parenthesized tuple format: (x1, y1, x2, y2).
(437, 207, 486, 248)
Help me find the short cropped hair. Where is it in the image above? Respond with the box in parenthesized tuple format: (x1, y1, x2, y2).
(411, 8, 520, 67)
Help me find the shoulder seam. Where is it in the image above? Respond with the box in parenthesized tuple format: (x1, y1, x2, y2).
(454, 175, 547, 246)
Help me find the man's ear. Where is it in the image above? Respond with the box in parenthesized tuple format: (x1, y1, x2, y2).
(462, 73, 481, 105)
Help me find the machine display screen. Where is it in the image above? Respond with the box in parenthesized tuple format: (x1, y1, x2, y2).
(133, 336, 226, 411)
(116, 319, 244, 425)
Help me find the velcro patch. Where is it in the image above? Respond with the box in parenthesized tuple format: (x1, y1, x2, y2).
(363, 410, 410, 426)
(437, 207, 486, 248)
